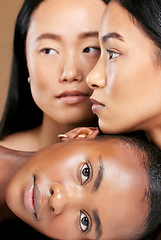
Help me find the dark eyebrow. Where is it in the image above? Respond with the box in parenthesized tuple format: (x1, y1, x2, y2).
(93, 210, 103, 240)
(36, 33, 62, 42)
(79, 31, 98, 39)
(92, 156, 104, 192)
(102, 32, 125, 43)
(36, 31, 98, 43)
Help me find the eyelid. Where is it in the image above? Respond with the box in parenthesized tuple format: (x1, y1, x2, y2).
(106, 48, 120, 59)
(80, 161, 93, 185)
(40, 47, 58, 54)
(79, 210, 92, 234)
(83, 46, 101, 53)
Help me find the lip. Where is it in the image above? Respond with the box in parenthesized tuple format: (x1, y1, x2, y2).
(56, 90, 89, 105)
(24, 176, 41, 219)
(90, 97, 105, 114)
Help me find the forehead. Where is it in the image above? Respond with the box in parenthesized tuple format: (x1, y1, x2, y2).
(95, 140, 149, 239)
(101, 1, 132, 34)
(29, 0, 105, 32)
(100, 1, 156, 54)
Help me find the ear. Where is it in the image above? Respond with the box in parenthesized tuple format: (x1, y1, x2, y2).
(58, 127, 100, 141)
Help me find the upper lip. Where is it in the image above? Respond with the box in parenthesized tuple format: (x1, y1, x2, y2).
(90, 97, 105, 106)
(56, 90, 89, 98)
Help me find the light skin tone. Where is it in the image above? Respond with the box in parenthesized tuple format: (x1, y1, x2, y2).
(0, 0, 105, 151)
(6, 137, 149, 240)
(87, 1, 161, 149)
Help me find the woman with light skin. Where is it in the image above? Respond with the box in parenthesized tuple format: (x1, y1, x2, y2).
(86, 0, 161, 149)
(0, 0, 106, 151)
(2, 130, 161, 240)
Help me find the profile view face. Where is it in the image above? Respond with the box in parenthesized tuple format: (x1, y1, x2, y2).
(87, 1, 161, 134)
(6, 139, 149, 240)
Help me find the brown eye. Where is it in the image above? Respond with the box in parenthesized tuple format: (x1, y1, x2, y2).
(80, 210, 90, 233)
(81, 162, 92, 185)
(40, 48, 57, 55)
(83, 47, 100, 54)
(106, 49, 120, 59)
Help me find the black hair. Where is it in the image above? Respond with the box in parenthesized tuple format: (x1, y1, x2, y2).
(0, 0, 45, 139)
(96, 131, 161, 239)
(102, 0, 161, 60)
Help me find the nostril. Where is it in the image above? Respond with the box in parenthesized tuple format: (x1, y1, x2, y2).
(92, 84, 98, 88)
(50, 206, 55, 211)
(50, 189, 54, 196)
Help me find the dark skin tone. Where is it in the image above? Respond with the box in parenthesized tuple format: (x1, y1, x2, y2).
(0, 146, 33, 221)
(0, 133, 159, 239)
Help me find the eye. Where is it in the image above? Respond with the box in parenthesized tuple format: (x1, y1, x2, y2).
(106, 49, 120, 59)
(81, 162, 92, 185)
(40, 48, 57, 55)
(83, 47, 100, 54)
(80, 210, 90, 233)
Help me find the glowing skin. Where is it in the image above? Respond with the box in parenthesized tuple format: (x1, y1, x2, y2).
(26, 0, 105, 125)
(7, 139, 149, 240)
(87, 2, 161, 140)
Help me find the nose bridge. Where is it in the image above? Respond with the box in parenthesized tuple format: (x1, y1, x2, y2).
(87, 54, 106, 89)
(50, 183, 83, 215)
(60, 50, 82, 83)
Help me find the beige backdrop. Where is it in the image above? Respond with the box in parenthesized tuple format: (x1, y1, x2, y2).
(0, 0, 23, 120)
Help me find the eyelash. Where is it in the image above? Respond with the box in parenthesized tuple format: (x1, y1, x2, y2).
(40, 48, 57, 55)
(79, 210, 91, 234)
(80, 161, 92, 185)
(106, 48, 120, 60)
(83, 46, 100, 54)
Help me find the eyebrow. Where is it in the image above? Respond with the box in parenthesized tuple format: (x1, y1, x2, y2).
(101, 32, 125, 43)
(78, 31, 98, 39)
(93, 210, 103, 240)
(36, 33, 61, 42)
(36, 31, 98, 43)
(92, 156, 104, 192)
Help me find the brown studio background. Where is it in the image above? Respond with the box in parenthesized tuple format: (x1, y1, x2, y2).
(0, 0, 23, 120)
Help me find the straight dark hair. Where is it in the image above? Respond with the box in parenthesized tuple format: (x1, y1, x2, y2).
(0, 0, 45, 139)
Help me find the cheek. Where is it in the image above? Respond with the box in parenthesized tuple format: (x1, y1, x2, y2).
(36, 213, 78, 239)
(106, 60, 141, 100)
(27, 54, 60, 90)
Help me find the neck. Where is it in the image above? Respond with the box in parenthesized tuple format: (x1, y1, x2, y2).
(0, 146, 33, 221)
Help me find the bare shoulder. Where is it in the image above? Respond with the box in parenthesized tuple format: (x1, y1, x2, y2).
(0, 128, 40, 151)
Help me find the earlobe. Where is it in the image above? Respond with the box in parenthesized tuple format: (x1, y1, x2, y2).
(58, 127, 100, 141)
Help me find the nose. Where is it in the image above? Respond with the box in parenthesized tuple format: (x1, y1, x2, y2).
(60, 55, 83, 83)
(86, 55, 106, 89)
(49, 183, 82, 215)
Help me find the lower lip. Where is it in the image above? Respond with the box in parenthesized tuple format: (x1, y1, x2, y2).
(24, 177, 35, 215)
(92, 103, 105, 114)
(57, 95, 88, 105)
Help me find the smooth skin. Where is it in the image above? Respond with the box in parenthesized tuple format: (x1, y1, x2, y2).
(6, 138, 149, 240)
(87, 1, 161, 149)
(0, 0, 105, 151)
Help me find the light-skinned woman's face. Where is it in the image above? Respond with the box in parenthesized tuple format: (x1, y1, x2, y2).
(7, 139, 149, 240)
(26, 0, 105, 125)
(87, 1, 161, 134)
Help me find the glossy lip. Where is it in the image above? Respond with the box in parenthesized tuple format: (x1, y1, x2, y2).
(90, 97, 105, 114)
(24, 176, 42, 219)
(56, 90, 90, 105)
